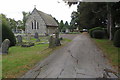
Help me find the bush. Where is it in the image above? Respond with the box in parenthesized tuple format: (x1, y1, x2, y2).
(113, 29, 120, 48)
(112, 27, 120, 39)
(2, 18, 16, 46)
(89, 27, 103, 38)
(92, 30, 105, 39)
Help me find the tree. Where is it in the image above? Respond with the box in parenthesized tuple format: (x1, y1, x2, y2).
(16, 20, 23, 29)
(8, 18, 17, 32)
(70, 11, 79, 31)
(1, 14, 16, 46)
(59, 20, 64, 32)
(106, 2, 120, 40)
(70, 2, 120, 40)
(22, 11, 30, 30)
(64, 21, 69, 29)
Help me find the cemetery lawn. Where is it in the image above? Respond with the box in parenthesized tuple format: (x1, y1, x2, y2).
(2, 38, 71, 78)
(93, 39, 119, 70)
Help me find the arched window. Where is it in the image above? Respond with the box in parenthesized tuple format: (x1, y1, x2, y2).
(34, 20, 36, 29)
(32, 21, 34, 29)
(37, 22, 39, 29)
(31, 20, 39, 30)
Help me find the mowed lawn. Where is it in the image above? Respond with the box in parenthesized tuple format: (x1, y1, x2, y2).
(93, 39, 119, 71)
(2, 38, 71, 78)
(2, 44, 52, 78)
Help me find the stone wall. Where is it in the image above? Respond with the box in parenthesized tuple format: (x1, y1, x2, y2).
(47, 27, 57, 34)
(25, 9, 47, 35)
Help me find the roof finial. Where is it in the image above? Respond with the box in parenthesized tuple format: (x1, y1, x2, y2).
(34, 5, 36, 9)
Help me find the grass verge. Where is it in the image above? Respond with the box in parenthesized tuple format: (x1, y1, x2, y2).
(93, 39, 119, 71)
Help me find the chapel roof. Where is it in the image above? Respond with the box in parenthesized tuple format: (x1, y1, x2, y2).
(35, 8, 58, 27)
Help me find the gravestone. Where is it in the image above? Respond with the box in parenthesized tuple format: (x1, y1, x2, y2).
(1, 39, 10, 54)
(34, 32, 39, 39)
(34, 32, 40, 42)
(16, 35, 22, 43)
(49, 36, 55, 48)
(55, 30, 61, 46)
(26, 33, 31, 41)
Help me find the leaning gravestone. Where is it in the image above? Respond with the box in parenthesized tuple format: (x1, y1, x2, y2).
(49, 36, 55, 48)
(1, 39, 10, 54)
(16, 35, 22, 43)
(34, 32, 40, 42)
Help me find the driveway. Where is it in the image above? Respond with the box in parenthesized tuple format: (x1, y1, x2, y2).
(22, 33, 118, 78)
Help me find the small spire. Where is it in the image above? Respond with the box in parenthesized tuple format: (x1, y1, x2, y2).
(34, 5, 36, 9)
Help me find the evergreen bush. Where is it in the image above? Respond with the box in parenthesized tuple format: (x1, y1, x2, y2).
(2, 18, 16, 46)
(89, 27, 103, 38)
(92, 30, 105, 39)
(113, 29, 120, 48)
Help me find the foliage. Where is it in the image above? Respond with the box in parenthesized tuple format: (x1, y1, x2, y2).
(70, 2, 120, 40)
(111, 27, 120, 38)
(22, 11, 30, 30)
(113, 29, 120, 48)
(2, 14, 16, 46)
(76, 2, 107, 29)
(89, 27, 103, 38)
(92, 30, 105, 39)
(59, 20, 64, 32)
(70, 11, 79, 31)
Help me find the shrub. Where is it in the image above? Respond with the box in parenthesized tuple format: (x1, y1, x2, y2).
(89, 27, 103, 38)
(113, 29, 120, 48)
(112, 27, 120, 39)
(92, 30, 105, 39)
(2, 18, 16, 46)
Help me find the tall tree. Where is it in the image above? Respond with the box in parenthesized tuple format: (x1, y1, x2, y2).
(70, 11, 79, 31)
(8, 18, 17, 30)
(22, 11, 30, 30)
(59, 20, 64, 32)
(64, 21, 69, 29)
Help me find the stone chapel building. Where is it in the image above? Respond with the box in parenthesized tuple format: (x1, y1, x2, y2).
(25, 8, 58, 35)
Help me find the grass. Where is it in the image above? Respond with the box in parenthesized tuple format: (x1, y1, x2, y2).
(0, 55, 2, 79)
(2, 37, 71, 78)
(93, 39, 119, 70)
(2, 44, 51, 78)
(60, 32, 81, 34)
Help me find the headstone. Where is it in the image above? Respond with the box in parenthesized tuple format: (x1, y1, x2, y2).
(1, 39, 10, 54)
(34, 32, 40, 42)
(26, 33, 31, 42)
(16, 35, 22, 43)
(49, 36, 55, 48)
(34, 32, 39, 39)
(55, 30, 61, 46)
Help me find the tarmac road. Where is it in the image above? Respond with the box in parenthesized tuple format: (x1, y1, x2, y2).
(22, 33, 118, 78)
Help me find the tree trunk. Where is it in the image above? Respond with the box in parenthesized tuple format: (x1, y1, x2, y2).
(109, 12, 112, 40)
(107, 3, 113, 40)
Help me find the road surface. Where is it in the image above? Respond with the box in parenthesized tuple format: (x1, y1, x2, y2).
(22, 33, 118, 78)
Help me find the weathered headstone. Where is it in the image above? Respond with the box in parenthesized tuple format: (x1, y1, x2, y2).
(16, 35, 22, 43)
(49, 36, 55, 48)
(1, 39, 10, 54)
(34, 32, 39, 39)
(26, 33, 31, 41)
(55, 30, 61, 46)
(34, 32, 40, 42)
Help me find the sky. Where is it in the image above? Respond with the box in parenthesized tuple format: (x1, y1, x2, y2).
(0, 0, 77, 23)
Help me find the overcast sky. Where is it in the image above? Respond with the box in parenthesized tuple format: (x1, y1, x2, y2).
(0, 0, 77, 23)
